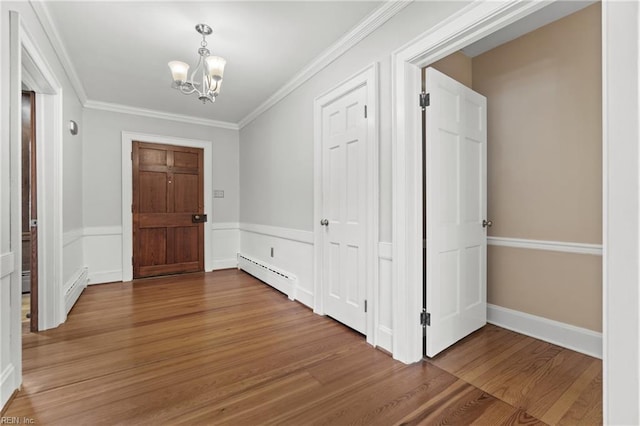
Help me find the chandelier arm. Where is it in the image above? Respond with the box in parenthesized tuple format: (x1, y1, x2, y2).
(178, 84, 198, 95)
(188, 55, 207, 98)
(169, 23, 223, 105)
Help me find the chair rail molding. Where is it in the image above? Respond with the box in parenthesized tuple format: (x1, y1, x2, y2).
(487, 236, 603, 256)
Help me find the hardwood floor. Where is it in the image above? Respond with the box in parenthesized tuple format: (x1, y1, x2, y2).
(4, 269, 601, 425)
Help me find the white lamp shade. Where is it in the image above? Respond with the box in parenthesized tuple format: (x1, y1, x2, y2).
(205, 56, 226, 81)
(168, 61, 189, 83)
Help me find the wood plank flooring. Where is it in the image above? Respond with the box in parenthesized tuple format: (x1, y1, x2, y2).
(4, 269, 602, 424)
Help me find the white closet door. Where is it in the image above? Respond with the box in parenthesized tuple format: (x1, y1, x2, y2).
(425, 67, 488, 357)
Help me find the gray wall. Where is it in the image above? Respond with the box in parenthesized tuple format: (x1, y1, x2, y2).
(1, 1, 84, 249)
(1, 0, 85, 407)
(239, 1, 470, 241)
(82, 109, 240, 227)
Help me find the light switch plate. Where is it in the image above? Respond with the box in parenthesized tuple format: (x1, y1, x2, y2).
(213, 190, 225, 198)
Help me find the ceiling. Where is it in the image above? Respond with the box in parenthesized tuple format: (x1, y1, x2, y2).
(43, 1, 596, 126)
(462, 0, 597, 57)
(45, 1, 383, 124)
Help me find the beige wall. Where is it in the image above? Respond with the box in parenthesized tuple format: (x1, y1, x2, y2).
(473, 3, 602, 245)
(429, 51, 472, 88)
(488, 246, 602, 331)
(476, 3, 602, 331)
(425, 4, 602, 332)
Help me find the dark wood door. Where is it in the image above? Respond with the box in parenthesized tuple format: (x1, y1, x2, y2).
(22, 91, 38, 332)
(133, 141, 205, 278)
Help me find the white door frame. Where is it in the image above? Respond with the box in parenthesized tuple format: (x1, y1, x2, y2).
(121, 132, 214, 281)
(10, 13, 65, 330)
(8, 10, 65, 395)
(392, 0, 640, 424)
(391, 0, 549, 364)
(313, 63, 379, 345)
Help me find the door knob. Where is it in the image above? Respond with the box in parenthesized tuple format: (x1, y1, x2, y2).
(320, 219, 329, 226)
(482, 219, 493, 228)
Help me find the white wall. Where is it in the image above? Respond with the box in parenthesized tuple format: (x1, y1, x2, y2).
(82, 108, 240, 283)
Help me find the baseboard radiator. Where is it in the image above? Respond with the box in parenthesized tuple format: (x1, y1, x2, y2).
(237, 254, 296, 300)
(65, 267, 89, 314)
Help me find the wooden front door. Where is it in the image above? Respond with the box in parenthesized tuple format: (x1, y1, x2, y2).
(133, 141, 205, 278)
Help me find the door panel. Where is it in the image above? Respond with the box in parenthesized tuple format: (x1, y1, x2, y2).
(321, 84, 368, 334)
(425, 67, 487, 357)
(173, 174, 199, 212)
(133, 141, 204, 279)
(22, 91, 38, 331)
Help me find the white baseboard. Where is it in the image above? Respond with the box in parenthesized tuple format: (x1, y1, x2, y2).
(88, 270, 123, 285)
(487, 303, 602, 359)
(377, 325, 393, 353)
(64, 267, 88, 314)
(211, 258, 237, 270)
(0, 363, 16, 412)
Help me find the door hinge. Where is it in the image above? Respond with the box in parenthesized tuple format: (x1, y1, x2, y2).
(364, 105, 368, 118)
(364, 299, 368, 313)
(419, 92, 430, 110)
(420, 309, 430, 327)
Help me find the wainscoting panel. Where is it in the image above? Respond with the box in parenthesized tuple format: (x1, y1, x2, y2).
(84, 223, 241, 284)
(377, 242, 393, 352)
(63, 229, 84, 291)
(0, 252, 16, 410)
(0, 363, 16, 412)
(64, 267, 88, 315)
(239, 224, 314, 308)
(83, 226, 123, 284)
(211, 223, 239, 270)
(0, 252, 14, 279)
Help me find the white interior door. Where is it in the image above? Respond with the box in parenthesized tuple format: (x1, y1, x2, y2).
(425, 67, 487, 357)
(320, 84, 368, 334)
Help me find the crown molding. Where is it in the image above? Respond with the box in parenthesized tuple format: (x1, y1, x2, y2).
(237, 0, 413, 129)
(84, 100, 239, 130)
(29, 0, 410, 131)
(30, 1, 88, 105)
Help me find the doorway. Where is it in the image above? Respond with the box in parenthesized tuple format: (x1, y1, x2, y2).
(132, 141, 205, 278)
(21, 91, 38, 332)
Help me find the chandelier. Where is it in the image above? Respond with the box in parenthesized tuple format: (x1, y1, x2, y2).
(168, 24, 226, 104)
